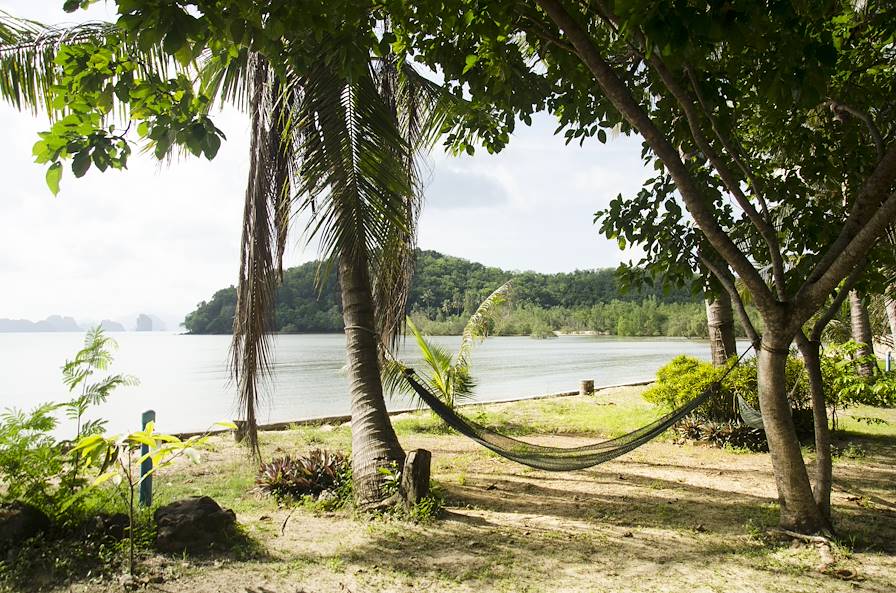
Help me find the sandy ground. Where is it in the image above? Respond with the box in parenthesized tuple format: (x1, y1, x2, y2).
(45, 389, 896, 593)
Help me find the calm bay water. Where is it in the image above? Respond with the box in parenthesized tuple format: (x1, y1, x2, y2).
(0, 332, 743, 435)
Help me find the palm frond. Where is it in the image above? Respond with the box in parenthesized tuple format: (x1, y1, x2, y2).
(229, 54, 292, 456)
(0, 10, 169, 115)
(368, 57, 459, 350)
(457, 281, 513, 369)
(198, 47, 253, 112)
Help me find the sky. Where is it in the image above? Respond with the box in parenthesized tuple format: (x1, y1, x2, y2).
(0, 1, 650, 329)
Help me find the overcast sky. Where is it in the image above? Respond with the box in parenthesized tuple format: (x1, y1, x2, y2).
(0, 1, 649, 329)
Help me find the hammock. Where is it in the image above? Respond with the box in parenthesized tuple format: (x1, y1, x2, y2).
(401, 351, 750, 471)
(737, 395, 765, 430)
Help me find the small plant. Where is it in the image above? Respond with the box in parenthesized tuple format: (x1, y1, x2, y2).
(408, 483, 445, 523)
(73, 421, 223, 576)
(673, 416, 768, 452)
(383, 282, 512, 420)
(257, 449, 351, 502)
(62, 327, 138, 441)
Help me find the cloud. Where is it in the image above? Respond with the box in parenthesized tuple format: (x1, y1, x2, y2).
(0, 2, 655, 323)
(423, 166, 510, 210)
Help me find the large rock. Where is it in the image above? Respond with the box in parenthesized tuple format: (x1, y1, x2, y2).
(0, 502, 51, 551)
(154, 496, 236, 553)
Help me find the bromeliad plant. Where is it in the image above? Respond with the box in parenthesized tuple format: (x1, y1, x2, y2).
(384, 281, 512, 417)
(256, 449, 351, 503)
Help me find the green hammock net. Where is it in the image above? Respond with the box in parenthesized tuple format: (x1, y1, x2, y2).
(737, 394, 765, 430)
(402, 372, 719, 471)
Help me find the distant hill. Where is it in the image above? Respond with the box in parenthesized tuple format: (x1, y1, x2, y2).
(183, 250, 700, 335)
(99, 320, 126, 332)
(0, 315, 82, 333)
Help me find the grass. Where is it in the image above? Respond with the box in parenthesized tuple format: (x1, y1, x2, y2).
(4, 385, 895, 593)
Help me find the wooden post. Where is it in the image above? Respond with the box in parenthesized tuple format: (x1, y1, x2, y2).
(400, 449, 431, 508)
(233, 420, 248, 443)
(580, 379, 595, 396)
(139, 410, 155, 507)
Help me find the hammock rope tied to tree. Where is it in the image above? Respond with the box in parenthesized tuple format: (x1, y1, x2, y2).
(401, 344, 756, 471)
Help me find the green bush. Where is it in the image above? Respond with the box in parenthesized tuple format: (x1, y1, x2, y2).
(0, 404, 66, 512)
(0, 327, 133, 518)
(644, 355, 810, 423)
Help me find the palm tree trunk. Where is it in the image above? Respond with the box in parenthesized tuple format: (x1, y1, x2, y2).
(339, 251, 405, 507)
(705, 292, 737, 366)
(849, 290, 876, 377)
(795, 334, 832, 521)
(757, 333, 830, 534)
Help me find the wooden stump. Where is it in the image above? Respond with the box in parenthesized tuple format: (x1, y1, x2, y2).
(233, 420, 248, 443)
(400, 449, 431, 508)
(580, 379, 595, 396)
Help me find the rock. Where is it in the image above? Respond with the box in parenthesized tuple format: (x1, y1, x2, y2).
(154, 496, 237, 553)
(0, 502, 51, 551)
(83, 512, 129, 540)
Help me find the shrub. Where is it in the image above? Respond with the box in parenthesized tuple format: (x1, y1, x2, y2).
(0, 404, 65, 512)
(257, 450, 351, 502)
(0, 327, 133, 518)
(645, 355, 811, 423)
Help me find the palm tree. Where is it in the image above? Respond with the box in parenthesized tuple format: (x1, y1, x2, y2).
(0, 13, 453, 505)
(384, 281, 512, 417)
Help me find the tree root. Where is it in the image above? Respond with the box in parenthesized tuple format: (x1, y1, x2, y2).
(770, 529, 862, 581)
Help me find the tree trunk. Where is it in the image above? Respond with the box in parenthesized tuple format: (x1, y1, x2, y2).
(756, 334, 829, 533)
(339, 252, 405, 507)
(849, 290, 876, 377)
(706, 291, 737, 366)
(795, 335, 832, 521)
(885, 291, 896, 350)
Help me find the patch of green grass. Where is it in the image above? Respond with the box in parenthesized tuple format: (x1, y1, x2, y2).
(393, 387, 662, 439)
(835, 405, 896, 438)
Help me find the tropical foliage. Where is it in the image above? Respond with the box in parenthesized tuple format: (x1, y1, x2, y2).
(0, 327, 134, 516)
(384, 281, 513, 413)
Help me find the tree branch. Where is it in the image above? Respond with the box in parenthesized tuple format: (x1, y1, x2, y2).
(534, 0, 775, 312)
(828, 100, 884, 158)
(647, 55, 787, 299)
(798, 143, 896, 314)
(808, 260, 868, 342)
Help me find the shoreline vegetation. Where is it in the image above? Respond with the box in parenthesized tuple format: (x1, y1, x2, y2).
(185, 250, 758, 338)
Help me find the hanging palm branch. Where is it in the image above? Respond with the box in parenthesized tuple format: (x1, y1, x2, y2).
(209, 44, 461, 454)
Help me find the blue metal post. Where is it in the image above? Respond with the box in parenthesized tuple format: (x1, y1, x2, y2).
(139, 410, 155, 507)
(887, 352, 892, 373)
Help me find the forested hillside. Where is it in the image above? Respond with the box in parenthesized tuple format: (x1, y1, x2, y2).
(183, 250, 712, 336)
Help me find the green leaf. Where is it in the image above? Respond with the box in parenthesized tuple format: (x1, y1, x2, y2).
(462, 54, 479, 74)
(72, 150, 92, 178)
(92, 471, 118, 486)
(204, 133, 221, 160)
(214, 421, 238, 430)
(45, 162, 62, 196)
